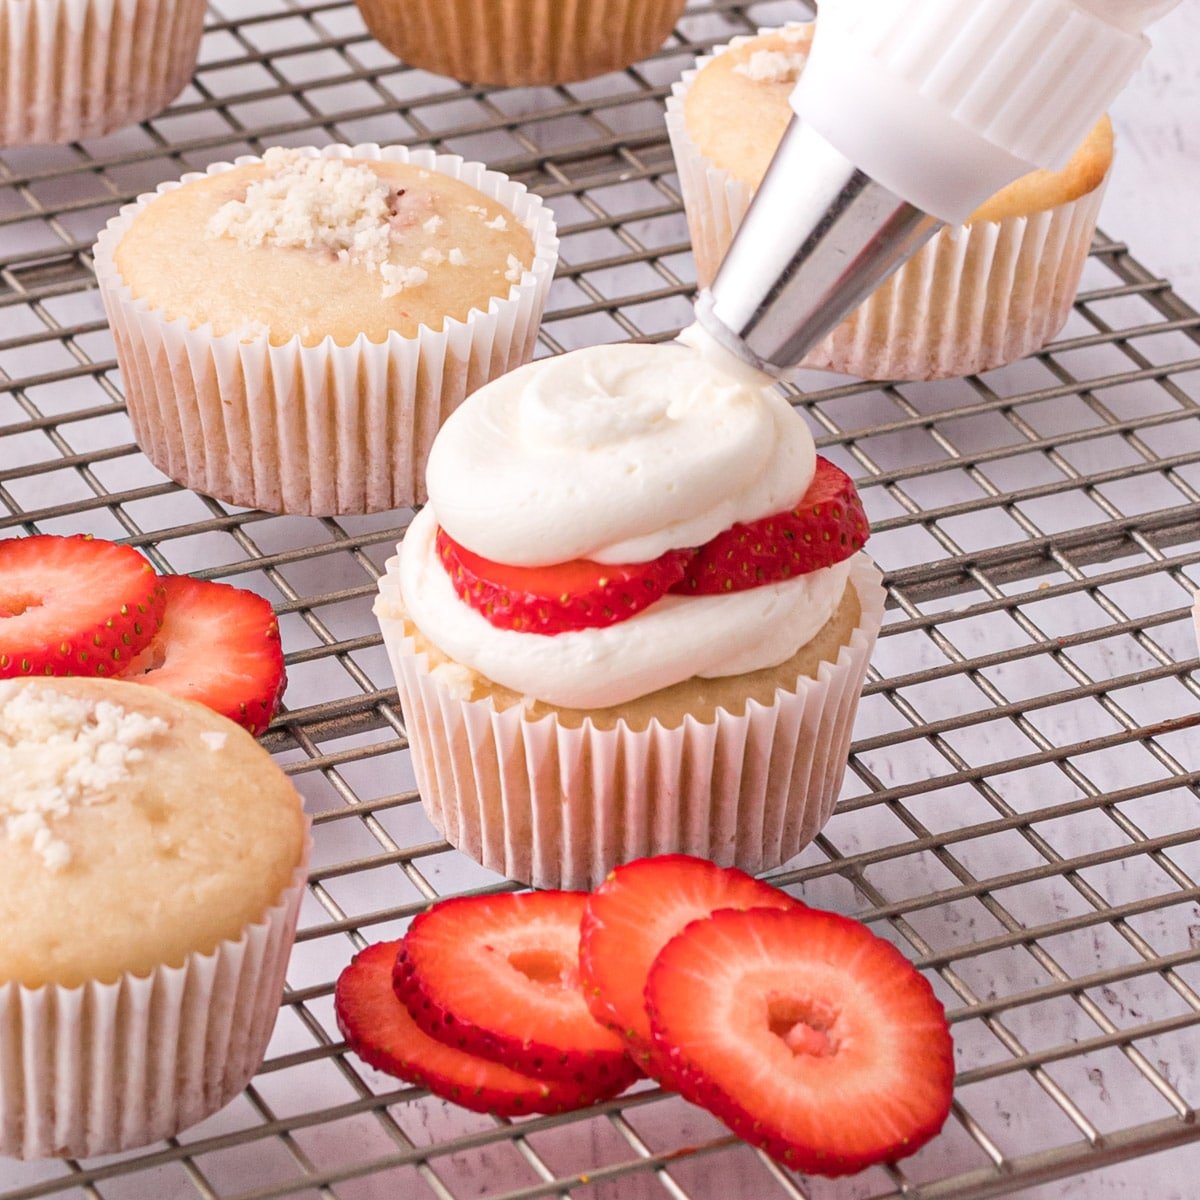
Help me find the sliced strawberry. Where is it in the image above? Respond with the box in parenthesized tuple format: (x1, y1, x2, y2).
(674, 457, 869, 595)
(647, 907, 954, 1177)
(579, 855, 800, 1078)
(118, 574, 284, 735)
(394, 892, 640, 1092)
(436, 527, 693, 635)
(336, 941, 620, 1117)
(0, 534, 164, 678)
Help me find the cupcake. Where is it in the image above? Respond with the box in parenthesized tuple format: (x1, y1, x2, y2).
(374, 342, 885, 890)
(0, 676, 309, 1159)
(666, 22, 1114, 380)
(0, 0, 206, 146)
(355, 0, 687, 86)
(93, 144, 558, 516)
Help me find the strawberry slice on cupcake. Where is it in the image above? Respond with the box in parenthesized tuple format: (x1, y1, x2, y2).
(435, 455, 866, 634)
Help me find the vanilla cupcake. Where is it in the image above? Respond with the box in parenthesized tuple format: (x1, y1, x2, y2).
(0, 0, 206, 146)
(375, 342, 885, 889)
(93, 144, 558, 515)
(666, 22, 1114, 380)
(0, 676, 309, 1159)
(355, 0, 686, 86)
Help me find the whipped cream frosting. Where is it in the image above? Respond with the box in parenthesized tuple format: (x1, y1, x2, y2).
(396, 341, 860, 709)
(397, 506, 853, 709)
(425, 342, 816, 566)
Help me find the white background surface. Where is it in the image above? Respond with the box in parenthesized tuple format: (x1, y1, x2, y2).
(1103, 2, 1199, 305)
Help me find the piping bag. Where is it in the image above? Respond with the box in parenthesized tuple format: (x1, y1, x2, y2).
(675, 0, 1181, 384)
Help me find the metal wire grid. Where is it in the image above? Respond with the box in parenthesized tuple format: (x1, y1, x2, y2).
(1, 1, 1199, 1198)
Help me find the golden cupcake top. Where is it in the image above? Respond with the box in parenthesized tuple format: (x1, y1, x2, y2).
(683, 23, 1113, 221)
(0, 676, 306, 988)
(114, 148, 536, 347)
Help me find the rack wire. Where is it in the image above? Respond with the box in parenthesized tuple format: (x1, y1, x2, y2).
(2, 1, 1199, 1197)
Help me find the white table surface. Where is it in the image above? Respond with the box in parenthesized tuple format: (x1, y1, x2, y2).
(1103, 3, 1200, 307)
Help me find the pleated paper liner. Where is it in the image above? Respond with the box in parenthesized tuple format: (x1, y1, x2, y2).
(0, 824, 311, 1160)
(93, 144, 559, 516)
(665, 28, 1110, 381)
(0, 0, 206, 146)
(376, 555, 885, 891)
(354, 0, 686, 86)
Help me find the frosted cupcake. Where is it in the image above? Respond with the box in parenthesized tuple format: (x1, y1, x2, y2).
(374, 342, 885, 889)
(93, 144, 558, 515)
(355, 0, 687, 86)
(666, 22, 1114, 380)
(0, 0, 207, 145)
(0, 676, 309, 1159)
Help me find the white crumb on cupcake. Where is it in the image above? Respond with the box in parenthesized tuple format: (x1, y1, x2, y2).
(0, 684, 167, 871)
(733, 49, 805, 83)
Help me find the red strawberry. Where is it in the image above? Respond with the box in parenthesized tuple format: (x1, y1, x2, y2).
(436, 527, 693, 635)
(393, 892, 640, 1092)
(0, 534, 165, 678)
(119, 574, 285, 735)
(674, 457, 869, 595)
(579, 855, 800, 1078)
(646, 907, 954, 1177)
(336, 941, 621, 1117)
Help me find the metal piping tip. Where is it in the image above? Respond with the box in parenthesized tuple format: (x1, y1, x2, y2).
(697, 116, 944, 376)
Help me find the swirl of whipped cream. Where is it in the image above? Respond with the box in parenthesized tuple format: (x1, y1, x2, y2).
(425, 342, 815, 566)
(398, 506, 853, 709)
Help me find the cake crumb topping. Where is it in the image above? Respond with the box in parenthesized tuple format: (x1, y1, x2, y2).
(505, 253, 523, 283)
(200, 730, 228, 751)
(206, 148, 438, 300)
(734, 48, 807, 84)
(484, 214, 508, 231)
(448, 247, 467, 267)
(380, 262, 429, 298)
(779, 22, 810, 43)
(0, 684, 167, 870)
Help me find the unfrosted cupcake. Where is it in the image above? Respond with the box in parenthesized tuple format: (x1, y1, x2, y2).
(0, 0, 206, 145)
(666, 22, 1114, 380)
(0, 676, 309, 1159)
(375, 342, 885, 889)
(355, 0, 687, 86)
(93, 144, 558, 515)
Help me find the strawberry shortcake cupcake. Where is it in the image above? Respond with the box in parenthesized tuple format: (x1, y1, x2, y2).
(375, 342, 884, 888)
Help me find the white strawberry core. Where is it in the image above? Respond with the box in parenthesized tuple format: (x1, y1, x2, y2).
(508, 947, 577, 990)
(770, 995, 840, 1058)
(0, 593, 41, 617)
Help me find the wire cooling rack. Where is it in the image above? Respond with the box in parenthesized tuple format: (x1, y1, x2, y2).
(2, 1, 1199, 1198)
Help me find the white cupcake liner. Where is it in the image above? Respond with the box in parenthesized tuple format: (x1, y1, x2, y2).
(0, 825, 311, 1160)
(93, 144, 559, 516)
(665, 29, 1110, 381)
(0, 0, 206, 146)
(354, 0, 687, 86)
(377, 556, 885, 890)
